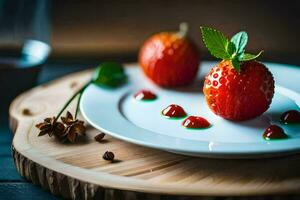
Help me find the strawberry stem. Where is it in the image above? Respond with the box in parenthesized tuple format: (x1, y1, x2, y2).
(177, 22, 188, 38)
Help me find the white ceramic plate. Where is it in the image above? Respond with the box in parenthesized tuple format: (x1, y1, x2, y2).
(80, 62, 300, 158)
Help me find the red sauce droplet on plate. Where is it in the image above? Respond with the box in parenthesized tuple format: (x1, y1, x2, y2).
(134, 90, 157, 101)
(162, 104, 186, 118)
(263, 125, 288, 140)
(280, 110, 300, 124)
(182, 116, 211, 129)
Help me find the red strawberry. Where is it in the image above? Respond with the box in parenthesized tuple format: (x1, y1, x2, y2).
(203, 60, 274, 121)
(201, 27, 274, 121)
(139, 23, 200, 87)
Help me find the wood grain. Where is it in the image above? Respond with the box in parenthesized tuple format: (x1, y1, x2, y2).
(9, 66, 300, 199)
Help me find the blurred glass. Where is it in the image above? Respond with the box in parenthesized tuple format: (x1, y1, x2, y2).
(0, 0, 51, 122)
(0, 0, 50, 53)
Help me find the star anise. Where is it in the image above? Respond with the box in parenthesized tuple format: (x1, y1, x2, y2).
(60, 111, 86, 143)
(36, 111, 86, 143)
(61, 111, 77, 126)
(36, 117, 65, 137)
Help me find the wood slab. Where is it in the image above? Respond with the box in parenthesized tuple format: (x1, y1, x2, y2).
(9, 66, 300, 200)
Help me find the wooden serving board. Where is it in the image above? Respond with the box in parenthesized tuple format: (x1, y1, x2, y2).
(9, 66, 300, 200)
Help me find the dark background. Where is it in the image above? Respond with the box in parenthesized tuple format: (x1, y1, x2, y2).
(51, 0, 300, 64)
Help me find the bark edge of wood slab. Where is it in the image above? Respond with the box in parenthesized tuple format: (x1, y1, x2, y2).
(9, 66, 300, 200)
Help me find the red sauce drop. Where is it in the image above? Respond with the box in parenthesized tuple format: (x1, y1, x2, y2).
(162, 104, 187, 118)
(134, 90, 157, 101)
(280, 110, 300, 124)
(182, 116, 211, 129)
(263, 125, 288, 140)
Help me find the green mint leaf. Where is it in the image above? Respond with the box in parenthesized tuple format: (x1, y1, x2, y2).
(231, 57, 241, 73)
(200, 26, 232, 60)
(92, 62, 127, 88)
(237, 52, 245, 60)
(227, 41, 236, 59)
(240, 51, 263, 61)
(231, 31, 248, 55)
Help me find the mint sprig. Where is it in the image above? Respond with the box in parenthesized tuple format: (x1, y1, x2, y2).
(200, 26, 263, 73)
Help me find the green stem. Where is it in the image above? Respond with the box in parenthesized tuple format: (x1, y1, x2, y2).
(55, 80, 92, 120)
(75, 91, 83, 119)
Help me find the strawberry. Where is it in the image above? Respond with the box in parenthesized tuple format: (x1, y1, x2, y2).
(139, 23, 200, 87)
(201, 27, 274, 121)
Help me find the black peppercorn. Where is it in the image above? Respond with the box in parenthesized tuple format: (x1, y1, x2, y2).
(94, 133, 105, 142)
(103, 151, 114, 161)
